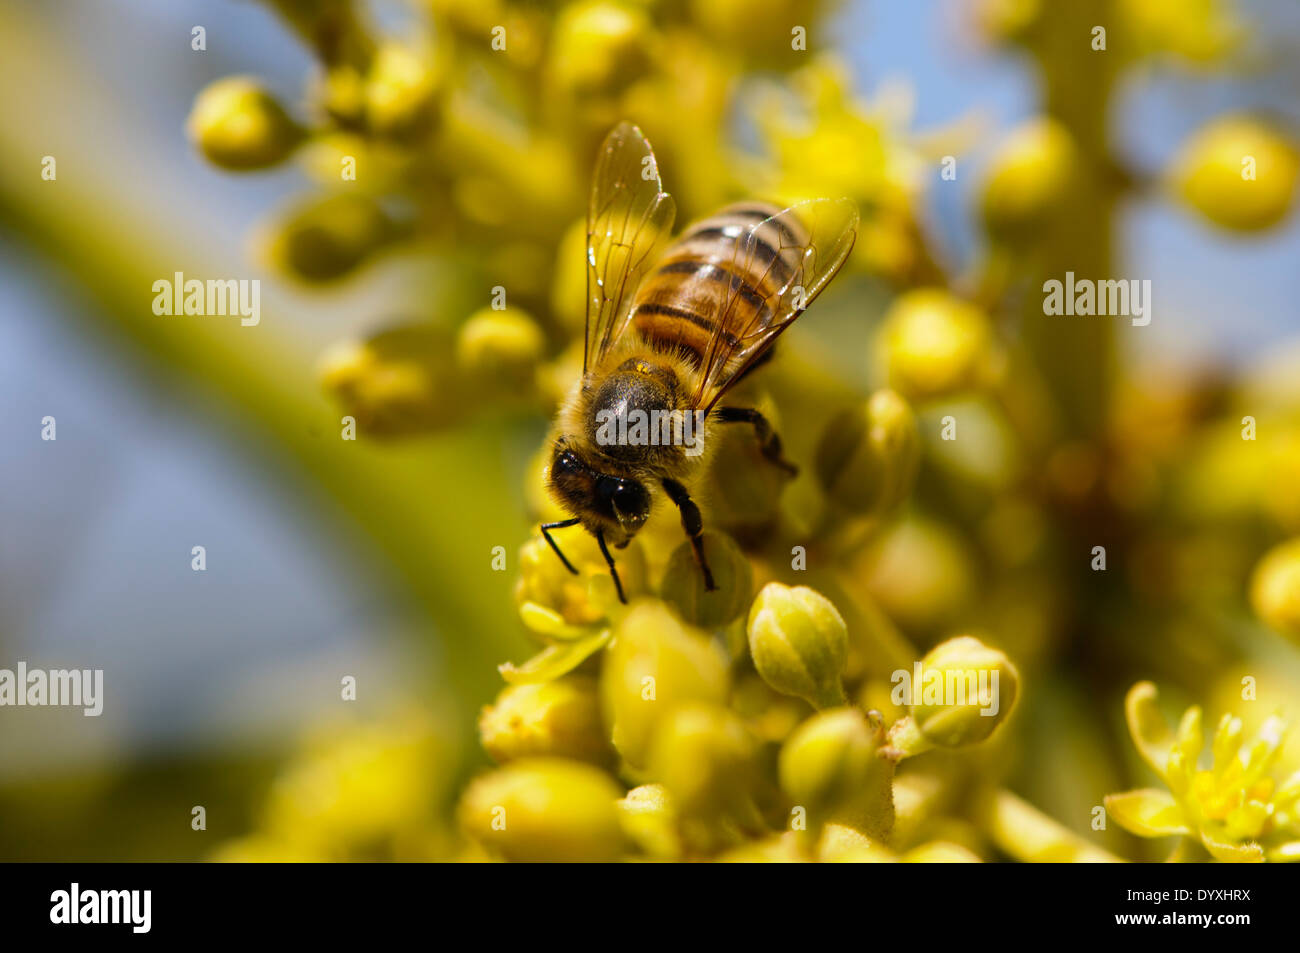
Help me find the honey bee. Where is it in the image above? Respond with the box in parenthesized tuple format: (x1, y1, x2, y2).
(542, 121, 858, 602)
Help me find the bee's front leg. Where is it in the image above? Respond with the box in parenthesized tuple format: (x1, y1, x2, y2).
(715, 406, 798, 477)
(540, 517, 582, 574)
(594, 529, 627, 604)
(661, 478, 717, 591)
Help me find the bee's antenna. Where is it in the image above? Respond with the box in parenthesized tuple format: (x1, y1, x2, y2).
(540, 518, 582, 575)
(595, 529, 628, 605)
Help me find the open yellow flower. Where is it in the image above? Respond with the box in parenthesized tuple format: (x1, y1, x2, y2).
(1105, 682, 1300, 862)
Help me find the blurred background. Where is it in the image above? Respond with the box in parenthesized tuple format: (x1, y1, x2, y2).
(1, 0, 1298, 861)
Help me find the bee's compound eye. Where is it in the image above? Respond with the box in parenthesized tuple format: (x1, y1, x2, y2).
(608, 480, 651, 527)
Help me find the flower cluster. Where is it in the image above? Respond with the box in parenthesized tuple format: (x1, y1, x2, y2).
(463, 579, 1024, 859)
(196, 0, 1300, 862)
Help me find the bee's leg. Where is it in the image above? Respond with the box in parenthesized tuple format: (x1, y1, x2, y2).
(540, 517, 582, 575)
(595, 529, 628, 604)
(715, 406, 798, 477)
(662, 478, 717, 591)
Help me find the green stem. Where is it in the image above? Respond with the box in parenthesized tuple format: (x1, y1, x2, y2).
(883, 716, 935, 762)
(1021, 1, 1120, 439)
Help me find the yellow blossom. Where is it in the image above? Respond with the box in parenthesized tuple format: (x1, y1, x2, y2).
(1105, 682, 1299, 862)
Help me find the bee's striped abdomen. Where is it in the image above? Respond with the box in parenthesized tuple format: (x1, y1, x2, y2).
(629, 203, 805, 367)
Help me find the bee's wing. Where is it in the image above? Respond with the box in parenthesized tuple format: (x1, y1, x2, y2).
(584, 121, 676, 374)
(690, 198, 859, 412)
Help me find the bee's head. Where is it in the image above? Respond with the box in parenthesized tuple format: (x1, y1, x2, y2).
(548, 440, 651, 539)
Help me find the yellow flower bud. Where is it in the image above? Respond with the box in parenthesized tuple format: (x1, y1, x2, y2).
(365, 43, 440, 142)
(523, 442, 567, 522)
(265, 194, 399, 283)
(617, 784, 683, 860)
(747, 583, 848, 709)
(319, 66, 367, 129)
(648, 702, 757, 820)
(514, 532, 646, 632)
(815, 389, 919, 516)
(549, 218, 589, 337)
(732, 672, 808, 744)
(549, 2, 655, 98)
(457, 758, 625, 862)
(260, 711, 444, 859)
(429, 0, 506, 36)
(660, 531, 753, 628)
(455, 306, 545, 392)
(432, 1, 545, 68)
(699, 392, 791, 532)
(779, 708, 890, 830)
(537, 340, 585, 412)
(478, 676, 611, 766)
(1250, 538, 1300, 643)
(979, 118, 1077, 242)
(1119, 0, 1244, 65)
(854, 211, 929, 288)
(1170, 115, 1299, 232)
(485, 241, 551, 300)
(907, 635, 1020, 748)
(600, 601, 729, 768)
(187, 76, 304, 171)
(717, 832, 808, 862)
(859, 516, 977, 633)
(903, 841, 982, 863)
(689, 0, 826, 57)
(877, 289, 995, 402)
(318, 323, 464, 436)
(816, 821, 896, 862)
